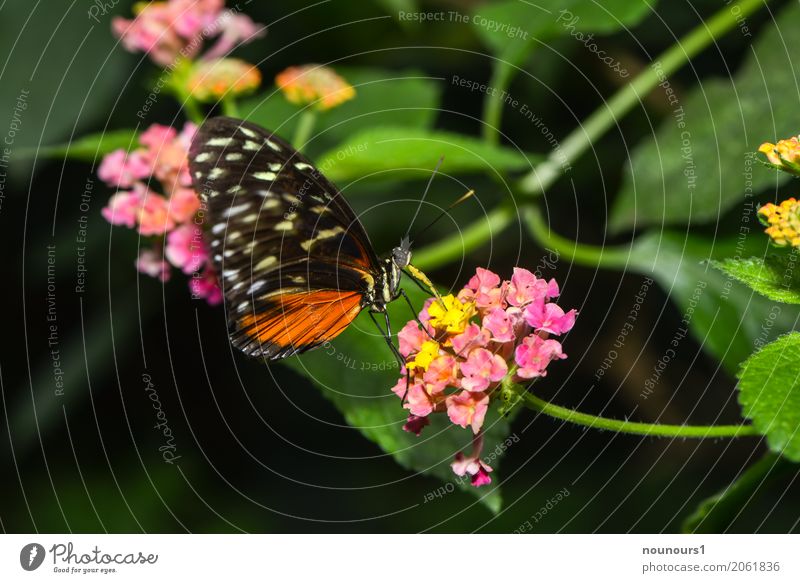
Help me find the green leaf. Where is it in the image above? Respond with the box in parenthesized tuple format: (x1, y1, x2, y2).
(711, 254, 800, 305)
(473, 0, 655, 60)
(30, 129, 139, 161)
(738, 333, 800, 461)
(372, 0, 417, 17)
(0, 4, 134, 179)
(317, 127, 536, 183)
(283, 283, 515, 513)
(611, 2, 800, 232)
(474, 0, 655, 143)
(625, 232, 799, 374)
(682, 452, 794, 533)
(240, 68, 440, 157)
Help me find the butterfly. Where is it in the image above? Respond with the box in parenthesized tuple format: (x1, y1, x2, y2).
(188, 116, 426, 360)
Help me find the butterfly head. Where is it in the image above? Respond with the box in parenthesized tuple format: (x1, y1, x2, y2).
(373, 237, 412, 309)
(391, 236, 412, 271)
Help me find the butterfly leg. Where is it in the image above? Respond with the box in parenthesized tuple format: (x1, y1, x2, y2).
(368, 310, 405, 369)
(385, 310, 415, 407)
(368, 310, 410, 405)
(398, 287, 435, 340)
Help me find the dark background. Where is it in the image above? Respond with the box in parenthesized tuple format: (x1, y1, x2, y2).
(0, 0, 798, 533)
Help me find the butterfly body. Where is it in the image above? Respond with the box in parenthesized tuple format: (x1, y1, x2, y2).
(188, 117, 410, 359)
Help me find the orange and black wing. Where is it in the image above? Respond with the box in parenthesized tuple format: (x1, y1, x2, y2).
(188, 117, 381, 358)
(236, 289, 363, 358)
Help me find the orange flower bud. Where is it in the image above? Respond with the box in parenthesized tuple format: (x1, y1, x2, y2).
(275, 64, 355, 111)
(187, 58, 261, 102)
(758, 198, 800, 247)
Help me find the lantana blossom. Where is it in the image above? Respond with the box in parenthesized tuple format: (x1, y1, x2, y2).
(112, 0, 264, 66)
(759, 135, 800, 176)
(99, 122, 221, 304)
(391, 267, 577, 486)
(187, 58, 262, 102)
(275, 64, 356, 110)
(758, 197, 800, 248)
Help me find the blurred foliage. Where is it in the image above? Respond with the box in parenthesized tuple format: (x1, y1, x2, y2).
(624, 232, 800, 374)
(0, 0, 134, 180)
(318, 126, 534, 182)
(30, 129, 140, 161)
(612, 2, 800, 231)
(241, 67, 440, 158)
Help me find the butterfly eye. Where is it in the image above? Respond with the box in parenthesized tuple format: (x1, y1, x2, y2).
(392, 246, 411, 268)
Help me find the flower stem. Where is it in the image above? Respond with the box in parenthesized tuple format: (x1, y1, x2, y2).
(221, 95, 240, 118)
(523, 205, 632, 269)
(292, 110, 317, 151)
(412, 204, 516, 271)
(183, 96, 204, 125)
(514, 385, 759, 438)
(517, 0, 769, 196)
(482, 40, 531, 144)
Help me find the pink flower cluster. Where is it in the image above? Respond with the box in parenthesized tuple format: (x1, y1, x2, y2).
(99, 123, 221, 304)
(392, 267, 577, 486)
(112, 0, 265, 66)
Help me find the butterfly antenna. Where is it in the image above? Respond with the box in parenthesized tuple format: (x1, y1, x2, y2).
(403, 188, 475, 308)
(404, 156, 444, 241)
(410, 188, 475, 243)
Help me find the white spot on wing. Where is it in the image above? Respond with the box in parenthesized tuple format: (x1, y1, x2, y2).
(194, 152, 212, 163)
(209, 167, 226, 179)
(266, 140, 281, 152)
(239, 127, 257, 138)
(274, 221, 293, 231)
(300, 226, 345, 251)
(294, 162, 312, 171)
(223, 204, 249, 217)
(253, 171, 277, 181)
(261, 198, 280, 209)
(207, 137, 233, 147)
(248, 280, 266, 294)
(254, 256, 277, 270)
(225, 153, 244, 161)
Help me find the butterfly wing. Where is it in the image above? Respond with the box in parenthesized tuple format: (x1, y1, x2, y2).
(188, 116, 381, 358)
